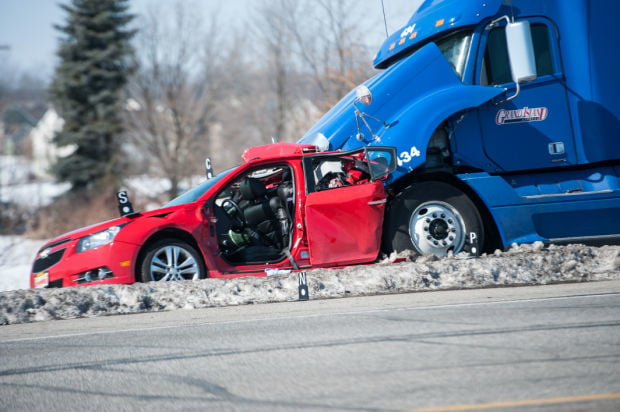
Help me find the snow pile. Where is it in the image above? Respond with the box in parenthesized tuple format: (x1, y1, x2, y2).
(0, 173, 197, 293)
(1, 242, 619, 325)
(0, 236, 46, 291)
(0, 156, 32, 187)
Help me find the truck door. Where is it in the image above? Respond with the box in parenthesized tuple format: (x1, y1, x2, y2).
(303, 147, 396, 267)
(476, 19, 577, 172)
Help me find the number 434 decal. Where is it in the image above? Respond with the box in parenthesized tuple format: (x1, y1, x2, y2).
(396, 146, 421, 166)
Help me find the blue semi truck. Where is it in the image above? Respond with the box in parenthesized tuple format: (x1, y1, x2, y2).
(299, 0, 620, 256)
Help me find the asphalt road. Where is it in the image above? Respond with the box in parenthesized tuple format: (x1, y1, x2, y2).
(1, 281, 619, 412)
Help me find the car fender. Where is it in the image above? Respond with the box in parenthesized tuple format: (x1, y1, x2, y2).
(115, 208, 202, 265)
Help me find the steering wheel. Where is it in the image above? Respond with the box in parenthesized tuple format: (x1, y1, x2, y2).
(221, 199, 246, 228)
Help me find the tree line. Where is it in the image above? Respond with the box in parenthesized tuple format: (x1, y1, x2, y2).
(51, 0, 379, 201)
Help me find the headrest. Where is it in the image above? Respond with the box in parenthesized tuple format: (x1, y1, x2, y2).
(240, 177, 265, 200)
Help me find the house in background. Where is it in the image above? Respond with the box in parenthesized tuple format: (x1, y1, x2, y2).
(0, 103, 72, 181)
(29, 107, 71, 179)
(0, 103, 43, 157)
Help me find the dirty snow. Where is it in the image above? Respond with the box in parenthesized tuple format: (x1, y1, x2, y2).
(1, 242, 619, 325)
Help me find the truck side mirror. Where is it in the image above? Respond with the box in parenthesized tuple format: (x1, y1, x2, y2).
(489, 17, 537, 104)
(506, 21, 537, 84)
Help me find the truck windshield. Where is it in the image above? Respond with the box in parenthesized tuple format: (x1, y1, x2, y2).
(436, 30, 472, 79)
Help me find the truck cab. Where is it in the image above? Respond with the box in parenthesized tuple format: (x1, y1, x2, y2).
(299, 0, 620, 256)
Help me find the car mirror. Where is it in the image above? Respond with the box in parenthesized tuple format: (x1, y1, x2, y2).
(365, 147, 397, 180)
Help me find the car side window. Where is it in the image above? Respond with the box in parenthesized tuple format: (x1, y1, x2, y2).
(481, 23, 555, 85)
(213, 165, 295, 263)
(305, 156, 371, 193)
(215, 165, 293, 207)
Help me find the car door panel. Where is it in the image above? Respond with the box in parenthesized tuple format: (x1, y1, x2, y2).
(305, 181, 386, 266)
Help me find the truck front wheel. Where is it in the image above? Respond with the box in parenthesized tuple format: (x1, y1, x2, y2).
(383, 182, 484, 257)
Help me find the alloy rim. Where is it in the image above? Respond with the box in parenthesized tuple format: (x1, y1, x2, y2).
(149, 245, 199, 281)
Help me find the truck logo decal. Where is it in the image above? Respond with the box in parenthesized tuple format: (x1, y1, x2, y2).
(495, 106, 548, 125)
(400, 24, 416, 38)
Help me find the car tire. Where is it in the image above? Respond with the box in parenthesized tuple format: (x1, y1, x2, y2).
(139, 239, 206, 282)
(382, 181, 484, 257)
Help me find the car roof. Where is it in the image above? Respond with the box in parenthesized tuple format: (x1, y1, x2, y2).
(241, 142, 320, 163)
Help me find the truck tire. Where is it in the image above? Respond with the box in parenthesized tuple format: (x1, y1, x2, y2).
(139, 239, 206, 282)
(383, 182, 484, 257)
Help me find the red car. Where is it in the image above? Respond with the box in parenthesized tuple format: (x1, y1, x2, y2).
(31, 143, 396, 288)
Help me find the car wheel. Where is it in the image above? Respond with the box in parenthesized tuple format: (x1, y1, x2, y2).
(383, 182, 484, 257)
(139, 239, 205, 282)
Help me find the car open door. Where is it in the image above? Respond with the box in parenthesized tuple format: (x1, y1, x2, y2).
(303, 147, 396, 266)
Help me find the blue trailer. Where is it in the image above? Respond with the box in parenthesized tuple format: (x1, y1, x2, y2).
(299, 0, 620, 256)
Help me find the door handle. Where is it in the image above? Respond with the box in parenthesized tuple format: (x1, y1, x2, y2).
(368, 199, 387, 206)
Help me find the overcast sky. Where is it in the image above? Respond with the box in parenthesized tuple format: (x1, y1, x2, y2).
(0, 0, 422, 80)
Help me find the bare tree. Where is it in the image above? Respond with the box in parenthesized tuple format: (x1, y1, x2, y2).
(257, 0, 292, 141)
(250, 0, 368, 143)
(124, 0, 387, 195)
(284, 0, 375, 108)
(124, 2, 226, 199)
(246, 0, 299, 143)
(204, 27, 271, 154)
(249, 0, 375, 145)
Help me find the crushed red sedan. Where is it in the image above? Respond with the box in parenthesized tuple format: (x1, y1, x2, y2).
(31, 143, 396, 288)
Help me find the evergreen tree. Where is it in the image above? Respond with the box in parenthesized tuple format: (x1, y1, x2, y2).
(50, 0, 135, 190)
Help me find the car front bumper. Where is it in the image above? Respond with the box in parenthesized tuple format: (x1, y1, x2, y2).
(30, 238, 138, 288)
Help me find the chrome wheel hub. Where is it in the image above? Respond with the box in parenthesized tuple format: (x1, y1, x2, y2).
(409, 201, 466, 256)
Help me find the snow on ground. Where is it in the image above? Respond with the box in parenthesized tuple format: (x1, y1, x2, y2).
(2, 181, 70, 209)
(0, 236, 46, 292)
(1, 242, 619, 325)
(0, 155, 70, 209)
(0, 162, 207, 294)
